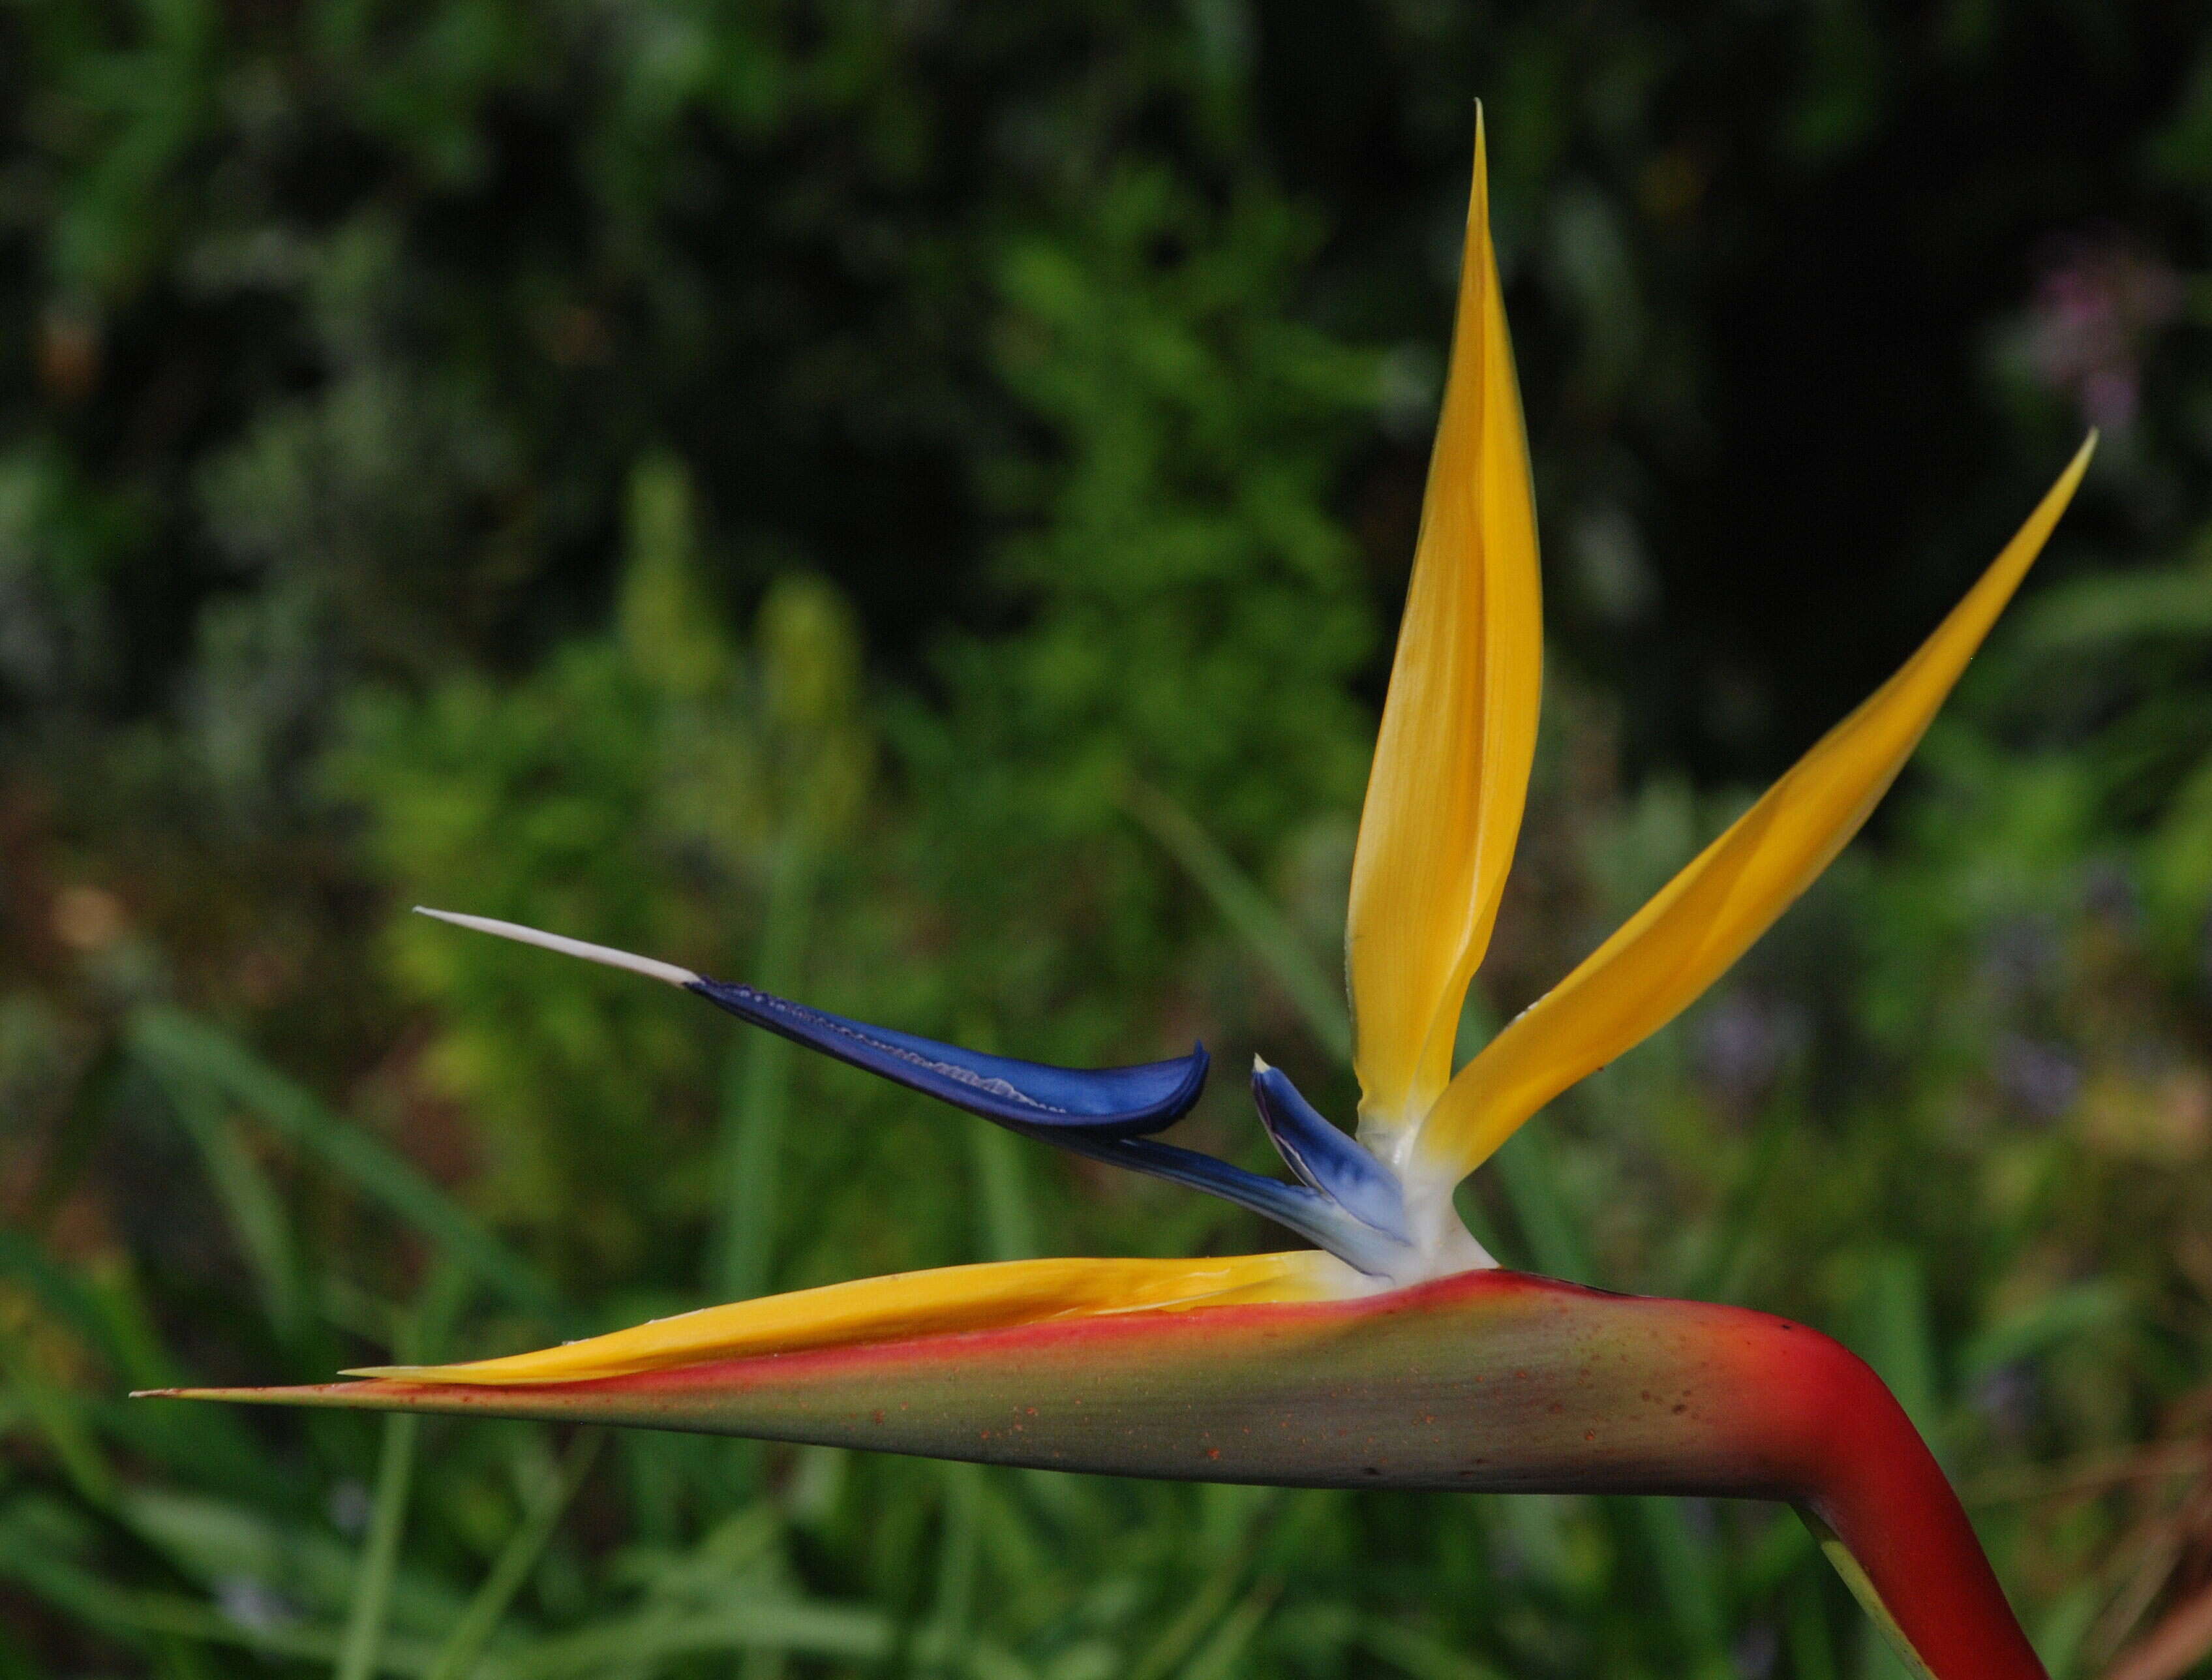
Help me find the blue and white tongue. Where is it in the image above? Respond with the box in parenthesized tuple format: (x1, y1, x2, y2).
(414, 909, 1426, 1279)
(413, 908, 1205, 1132)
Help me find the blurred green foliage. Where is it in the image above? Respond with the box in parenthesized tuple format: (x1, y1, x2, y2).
(7, 1, 2212, 1677)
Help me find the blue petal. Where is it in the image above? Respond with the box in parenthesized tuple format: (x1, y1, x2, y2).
(1249, 1061, 1410, 1244)
(1060, 1135, 1411, 1278)
(686, 978, 1206, 1135)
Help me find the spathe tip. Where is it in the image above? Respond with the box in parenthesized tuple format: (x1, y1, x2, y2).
(131, 1386, 295, 1401)
(412, 907, 699, 988)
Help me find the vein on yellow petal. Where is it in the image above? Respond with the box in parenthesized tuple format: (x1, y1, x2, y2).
(346, 1251, 1359, 1386)
(1417, 436, 2097, 1183)
(1347, 107, 1543, 1142)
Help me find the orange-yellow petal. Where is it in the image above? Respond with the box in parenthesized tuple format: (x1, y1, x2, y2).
(1347, 108, 1543, 1138)
(349, 1251, 1356, 1386)
(1417, 436, 2097, 1180)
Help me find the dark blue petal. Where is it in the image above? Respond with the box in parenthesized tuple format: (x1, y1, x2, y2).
(686, 978, 1206, 1136)
(1056, 1135, 1410, 1278)
(1249, 1062, 1410, 1244)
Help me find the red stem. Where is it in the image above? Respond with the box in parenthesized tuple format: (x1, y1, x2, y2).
(1752, 1324, 2046, 1680)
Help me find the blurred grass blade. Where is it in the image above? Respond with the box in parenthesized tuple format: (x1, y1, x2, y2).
(0, 1227, 135, 1374)
(915, 1461, 981, 1673)
(1361, 1617, 1511, 1680)
(121, 1485, 466, 1632)
(1789, 1574, 1841, 1680)
(1182, 1578, 1279, 1680)
(969, 1124, 1040, 1265)
(1444, 998, 1580, 1281)
(1489, 1126, 1593, 1285)
(2016, 552, 2212, 650)
(1678, 1101, 1794, 1302)
(490, 1599, 894, 1675)
(334, 1412, 419, 1680)
(425, 1432, 604, 1680)
(2029, 1578, 2102, 1680)
(1957, 1282, 2127, 1386)
(0, 1322, 118, 1509)
(1124, 782, 1351, 1063)
(1127, 1491, 1277, 1680)
(129, 1007, 564, 1326)
(2104, 1579, 2212, 1680)
(0, 1229, 291, 1500)
(336, 1269, 466, 1680)
(1855, 1249, 1941, 1452)
(1630, 1497, 1729, 1674)
(0, 1510, 438, 1672)
(716, 836, 815, 1302)
(155, 1063, 303, 1337)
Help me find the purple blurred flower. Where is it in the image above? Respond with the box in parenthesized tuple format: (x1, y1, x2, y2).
(1996, 1035, 2081, 1127)
(2082, 858, 2139, 929)
(1971, 1362, 2038, 1442)
(216, 1575, 298, 1634)
(2023, 239, 2181, 431)
(1693, 990, 1802, 1119)
(327, 1478, 372, 1535)
(1980, 915, 2061, 1005)
(1734, 1623, 1781, 1680)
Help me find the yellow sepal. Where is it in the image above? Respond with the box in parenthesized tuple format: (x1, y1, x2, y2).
(1347, 107, 1543, 1137)
(349, 1251, 1352, 1386)
(1417, 436, 2097, 1181)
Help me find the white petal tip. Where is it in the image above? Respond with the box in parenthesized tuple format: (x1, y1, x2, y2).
(413, 908, 700, 989)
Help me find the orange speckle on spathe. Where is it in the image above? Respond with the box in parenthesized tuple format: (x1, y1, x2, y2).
(1207, 1448, 1222, 1460)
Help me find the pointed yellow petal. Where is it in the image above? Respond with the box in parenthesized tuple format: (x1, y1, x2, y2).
(1348, 109, 1543, 1136)
(349, 1252, 1352, 1386)
(1418, 438, 2097, 1180)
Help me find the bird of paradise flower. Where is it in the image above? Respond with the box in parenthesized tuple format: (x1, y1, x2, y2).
(151, 116, 2095, 1680)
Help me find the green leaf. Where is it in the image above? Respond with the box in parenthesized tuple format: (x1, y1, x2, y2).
(128, 1008, 564, 1327)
